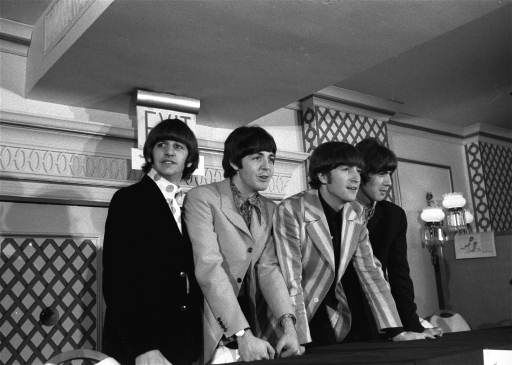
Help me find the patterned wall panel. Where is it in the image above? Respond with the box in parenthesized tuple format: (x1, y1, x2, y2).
(465, 143, 493, 232)
(185, 166, 292, 199)
(300, 104, 394, 201)
(479, 142, 512, 233)
(0, 143, 301, 202)
(0, 234, 100, 365)
(0, 144, 132, 182)
(300, 106, 389, 153)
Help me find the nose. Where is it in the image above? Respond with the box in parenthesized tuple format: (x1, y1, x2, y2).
(383, 173, 392, 185)
(260, 157, 271, 170)
(349, 167, 361, 181)
(164, 145, 176, 156)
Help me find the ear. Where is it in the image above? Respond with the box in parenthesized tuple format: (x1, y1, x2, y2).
(186, 161, 192, 168)
(317, 172, 329, 185)
(229, 161, 239, 172)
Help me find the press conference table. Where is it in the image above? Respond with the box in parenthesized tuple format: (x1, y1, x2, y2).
(240, 326, 512, 365)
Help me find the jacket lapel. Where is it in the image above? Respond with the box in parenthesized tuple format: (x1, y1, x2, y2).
(336, 201, 363, 283)
(140, 175, 182, 235)
(303, 190, 335, 272)
(218, 179, 252, 238)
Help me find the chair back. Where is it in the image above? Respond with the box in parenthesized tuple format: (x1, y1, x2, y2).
(44, 349, 118, 365)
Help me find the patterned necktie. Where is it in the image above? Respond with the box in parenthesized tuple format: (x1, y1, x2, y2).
(325, 282, 352, 342)
(147, 169, 184, 233)
(165, 184, 184, 232)
(230, 179, 262, 229)
(240, 195, 262, 229)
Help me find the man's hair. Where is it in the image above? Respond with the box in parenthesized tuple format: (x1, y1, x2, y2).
(356, 138, 397, 184)
(222, 126, 277, 178)
(309, 141, 364, 189)
(142, 118, 199, 180)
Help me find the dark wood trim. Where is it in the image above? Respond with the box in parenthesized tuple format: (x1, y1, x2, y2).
(0, 32, 31, 46)
(0, 195, 109, 207)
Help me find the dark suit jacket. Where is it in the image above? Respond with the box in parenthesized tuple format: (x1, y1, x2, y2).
(367, 200, 423, 332)
(344, 199, 423, 339)
(102, 175, 202, 365)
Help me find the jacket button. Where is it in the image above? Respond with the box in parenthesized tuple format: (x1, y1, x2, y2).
(313, 297, 319, 303)
(179, 271, 186, 277)
(237, 278, 242, 283)
(180, 305, 188, 311)
(247, 247, 253, 253)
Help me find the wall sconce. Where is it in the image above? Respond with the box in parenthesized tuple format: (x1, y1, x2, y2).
(420, 192, 473, 251)
(419, 192, 474, 310)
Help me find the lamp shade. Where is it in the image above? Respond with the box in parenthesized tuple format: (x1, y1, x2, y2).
(442, 192, 466, 209)
(420, 207, 445, 222)
(464, 209, 474, 224)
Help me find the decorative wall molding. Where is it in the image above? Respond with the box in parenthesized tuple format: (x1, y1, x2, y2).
(0, 109, 135, 140)
(0, 19, 32, 56)
(0, 19, 32, 45)
(1, 119, 307, 204)
(0, 144, 130, 182)
(0, 39, 29, 57)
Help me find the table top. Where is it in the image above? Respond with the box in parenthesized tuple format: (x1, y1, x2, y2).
(240, 326, 512, 365)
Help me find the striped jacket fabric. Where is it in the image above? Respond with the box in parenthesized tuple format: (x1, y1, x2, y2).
(272, 189, 402, 344)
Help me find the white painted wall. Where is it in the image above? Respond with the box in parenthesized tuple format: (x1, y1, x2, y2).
(388, 123, 512, 327)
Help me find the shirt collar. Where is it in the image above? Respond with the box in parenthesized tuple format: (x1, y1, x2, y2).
(147, 168, 182, 202)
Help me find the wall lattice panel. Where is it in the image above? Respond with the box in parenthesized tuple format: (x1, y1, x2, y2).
(301, 106, 389, 153)
(479, 142, 512, 233)
(300, 105, 394, 201)
(0, 234, 100, 365)
(465, 142, 495, 232)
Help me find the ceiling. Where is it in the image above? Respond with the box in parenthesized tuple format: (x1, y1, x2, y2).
(1, 0, 511, 130)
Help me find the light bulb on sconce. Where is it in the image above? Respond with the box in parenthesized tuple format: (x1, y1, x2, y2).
(420, 192, 473, 251)
(441, 192, 467, 231)
(420, 203, 447, 250)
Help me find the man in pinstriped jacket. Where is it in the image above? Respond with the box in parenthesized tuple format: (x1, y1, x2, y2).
(272, 141, 424, 347)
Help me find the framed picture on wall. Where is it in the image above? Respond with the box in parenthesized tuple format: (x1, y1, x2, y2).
(454, 232, 496, 259)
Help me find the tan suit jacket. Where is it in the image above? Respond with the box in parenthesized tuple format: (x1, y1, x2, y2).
(273, 189, 402, 344)
(183, 179, 293, 363)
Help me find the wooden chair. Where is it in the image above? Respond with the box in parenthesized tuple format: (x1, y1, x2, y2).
(44, 349, 120, 365)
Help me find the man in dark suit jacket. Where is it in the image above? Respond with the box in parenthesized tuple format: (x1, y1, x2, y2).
(102, 119, 202, 365)
(344, 138, 442, 341)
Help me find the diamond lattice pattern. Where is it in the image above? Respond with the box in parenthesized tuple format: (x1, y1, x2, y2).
(479, 142, 512, 233)
(0, 236, 99, 365)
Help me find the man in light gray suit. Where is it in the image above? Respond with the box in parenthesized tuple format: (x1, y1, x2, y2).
(184, 126, 300, 364)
